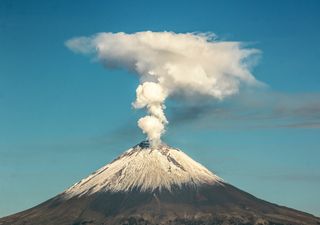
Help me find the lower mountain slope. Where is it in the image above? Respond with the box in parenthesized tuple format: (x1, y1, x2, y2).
(1, 141, 319, 225)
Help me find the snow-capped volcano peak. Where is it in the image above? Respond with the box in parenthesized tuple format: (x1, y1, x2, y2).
(3, 141, 319, 225)
(63, 141, 222, 197)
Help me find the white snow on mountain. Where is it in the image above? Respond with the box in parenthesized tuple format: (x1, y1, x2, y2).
(63, 142, 223, 198)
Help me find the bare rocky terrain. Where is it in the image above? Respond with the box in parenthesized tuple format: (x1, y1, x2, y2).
(1, 142, 319, 225)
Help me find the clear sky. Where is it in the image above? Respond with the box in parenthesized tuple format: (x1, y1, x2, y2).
(1, 0, 320, 217)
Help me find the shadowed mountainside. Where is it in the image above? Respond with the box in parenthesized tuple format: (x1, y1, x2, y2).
(1, 141, 319, 225)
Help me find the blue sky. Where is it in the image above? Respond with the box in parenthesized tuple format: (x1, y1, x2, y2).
(1, 0, 320, 217)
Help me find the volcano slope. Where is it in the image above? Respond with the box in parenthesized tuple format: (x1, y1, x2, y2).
(0, 141, 319, 225)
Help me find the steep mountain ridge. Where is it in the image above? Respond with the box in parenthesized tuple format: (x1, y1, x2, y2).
(64, 141, 222, 197)
(0, 141, 319, 225)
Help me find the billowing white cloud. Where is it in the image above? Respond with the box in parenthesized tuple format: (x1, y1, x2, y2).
(133, 82, 168, 124)
(66, 31, 262, 145)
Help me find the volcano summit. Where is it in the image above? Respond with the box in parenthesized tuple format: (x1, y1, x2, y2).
(0, 141, 319, 225)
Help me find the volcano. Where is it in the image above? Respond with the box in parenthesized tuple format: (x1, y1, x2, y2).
(0, 141, 319, 225)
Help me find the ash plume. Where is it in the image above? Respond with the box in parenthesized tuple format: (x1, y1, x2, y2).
(66, 31, 262, 145)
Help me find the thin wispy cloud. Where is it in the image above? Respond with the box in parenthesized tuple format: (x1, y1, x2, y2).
(167, 91, 320, 130)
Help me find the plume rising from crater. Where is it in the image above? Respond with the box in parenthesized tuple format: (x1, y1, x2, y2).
(66, 31, 262, 145)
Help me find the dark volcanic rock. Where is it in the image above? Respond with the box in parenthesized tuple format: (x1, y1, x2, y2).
(1, 142, 319, 225)
(0, 183, 319, 225)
